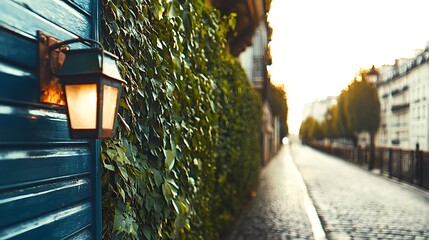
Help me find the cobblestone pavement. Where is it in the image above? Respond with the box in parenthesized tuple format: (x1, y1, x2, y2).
(226, 147, 315, 240)
(292, 144, 429, 240)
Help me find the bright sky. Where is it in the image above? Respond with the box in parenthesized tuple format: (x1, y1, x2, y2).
(268, 0, 429, 134)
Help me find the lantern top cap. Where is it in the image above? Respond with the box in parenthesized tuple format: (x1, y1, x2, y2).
(367, 65, 379, 76)
(57, 48, 125, 84)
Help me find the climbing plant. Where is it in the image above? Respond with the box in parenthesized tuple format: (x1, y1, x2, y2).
(100, 0, 261, 239)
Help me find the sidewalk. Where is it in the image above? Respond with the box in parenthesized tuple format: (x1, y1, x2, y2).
(225, 146, 324, 240)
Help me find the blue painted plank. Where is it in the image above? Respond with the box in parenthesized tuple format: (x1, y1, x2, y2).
(0, 178, 91, 228)
(66, 0, 91, 15)
(65, 228, 93, 240)
(0, 61, 38, 103)
(0, 202, 92, 239)
(12, 0, 91, 37)
(0, 103, 73, 142)
(0, 146, 91, 191)
(0, 0, 99, 239)
(0, 29, 37, 70)
(0, 1, 90, 42)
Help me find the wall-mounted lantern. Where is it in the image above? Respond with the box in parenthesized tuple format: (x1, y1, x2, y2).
(38, 31, 125, 139)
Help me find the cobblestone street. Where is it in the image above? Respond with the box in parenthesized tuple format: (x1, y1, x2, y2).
(293, 144, 429, 239)
(227, 144, 429, 239)
(226, 146, 315, 240)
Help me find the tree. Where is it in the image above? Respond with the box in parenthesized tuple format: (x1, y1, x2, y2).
(299, 116, 322, 144)
(269, 83, 289, 139)
(336, 89, 356, 143)
(320, 106, 337, 140)
(343, 70, 381, 169)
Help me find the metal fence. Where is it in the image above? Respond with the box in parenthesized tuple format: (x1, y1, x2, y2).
(309, 143, 429, 190)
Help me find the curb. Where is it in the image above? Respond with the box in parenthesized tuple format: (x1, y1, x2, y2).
(287, 152, 327, 240)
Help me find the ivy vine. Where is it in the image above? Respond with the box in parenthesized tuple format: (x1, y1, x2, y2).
(100, 0, 262, 239)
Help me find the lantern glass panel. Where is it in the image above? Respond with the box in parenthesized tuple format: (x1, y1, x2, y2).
(65, 84, 97, 129)
(367, 74, 377, 83)
(102, 85, 119, 130)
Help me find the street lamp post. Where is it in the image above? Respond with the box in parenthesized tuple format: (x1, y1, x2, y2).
(367, 65, 379, 170)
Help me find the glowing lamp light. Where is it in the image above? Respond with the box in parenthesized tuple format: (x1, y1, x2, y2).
(58, 49, 125, 139)
(38, 31, 125, 139)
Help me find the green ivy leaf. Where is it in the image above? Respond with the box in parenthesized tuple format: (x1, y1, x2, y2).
(104, 163, 115, 171)
(153, 169, 163, 187)
(164, 149, 175, 172)
(113, 210, 125, 231)
(118, 166, 128, 179)
(161, 182, 172, 200)
(142, 225, 151, 240)
(118, 185, 126, 202)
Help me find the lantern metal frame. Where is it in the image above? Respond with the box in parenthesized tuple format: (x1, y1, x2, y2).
(38, 31, 125, 139)
(367, 65, 379, 84)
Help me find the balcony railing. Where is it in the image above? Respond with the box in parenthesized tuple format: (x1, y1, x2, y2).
(391, 89, 402, 96)
(391, 103, 410, 112)
(391, 85, 409, 97)
(251, 78, 263, 89)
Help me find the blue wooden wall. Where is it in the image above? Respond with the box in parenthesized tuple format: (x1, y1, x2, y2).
(0, 1, 101, 239)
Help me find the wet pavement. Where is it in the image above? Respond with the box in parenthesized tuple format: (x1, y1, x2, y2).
(226, 144, 429, 240)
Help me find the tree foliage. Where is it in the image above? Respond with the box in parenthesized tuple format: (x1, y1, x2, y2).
(301, 69, 380, 145)
(269, 84, 288, 138)
(336, 90, 355, 140)
(345, 72, 380, 135)
(299, 116, 322, 143)
(100, 1, 262, 239)
(320, 106, 336, 139)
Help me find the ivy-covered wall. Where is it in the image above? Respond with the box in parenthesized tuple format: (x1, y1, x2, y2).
(101, 0, 261, 239)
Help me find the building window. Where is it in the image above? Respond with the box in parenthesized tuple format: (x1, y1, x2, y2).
(418, 87, 421, 99)
(417, 107, 419, 119)
(252, 56, 264, 79)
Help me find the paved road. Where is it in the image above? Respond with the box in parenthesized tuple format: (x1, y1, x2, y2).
(226, 144, 429, 239)
(292, 144, 429, 239)
(226, 146, 315, 240)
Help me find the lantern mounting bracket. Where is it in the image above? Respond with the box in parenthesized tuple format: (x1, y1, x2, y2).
(38, 31, 104, 105)
(38, 30, 67, 105)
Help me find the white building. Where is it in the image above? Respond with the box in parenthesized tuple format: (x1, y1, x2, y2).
(376, 42, 429, 150)
(239, 22, 268, 90)
(302, 96, 337, 123)
(239, 20, 279, 164)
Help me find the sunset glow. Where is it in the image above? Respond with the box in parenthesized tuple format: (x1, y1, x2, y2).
(268, 0, 429, 134)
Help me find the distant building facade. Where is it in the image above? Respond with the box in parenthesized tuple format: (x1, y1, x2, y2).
(239, 23, 268, 91)
(302, 96, 337, 123)
(376, 42, 429, 150)
(239, 18, 278, 165)
(213, 0, 279, 165)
